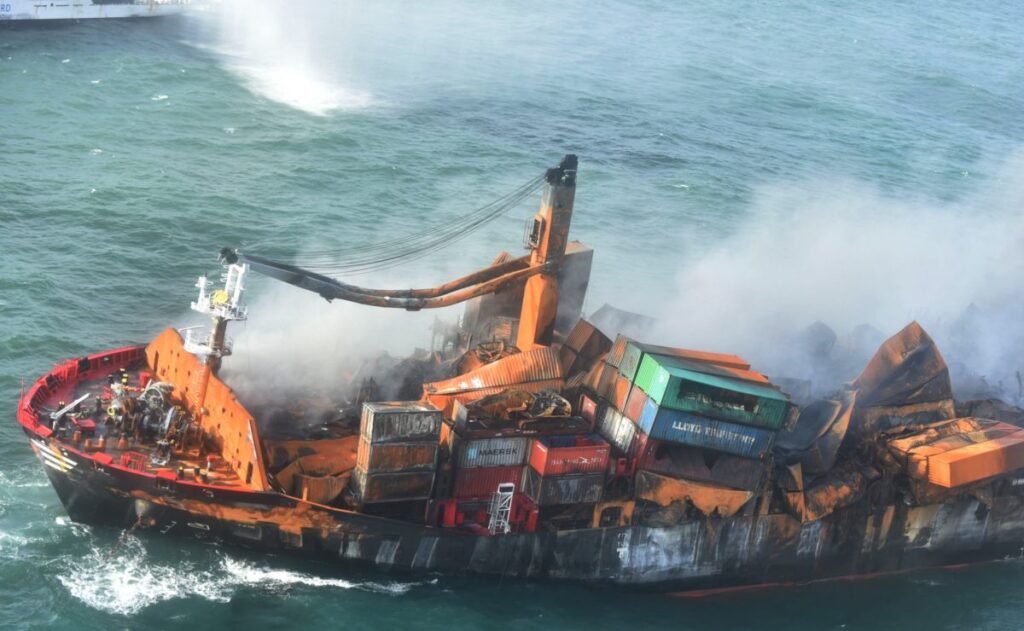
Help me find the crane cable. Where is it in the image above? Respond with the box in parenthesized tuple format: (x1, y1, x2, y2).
(244, 173, 545, 276)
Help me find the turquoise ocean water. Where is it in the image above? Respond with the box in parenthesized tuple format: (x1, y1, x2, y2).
(2, 2, 1024, 628)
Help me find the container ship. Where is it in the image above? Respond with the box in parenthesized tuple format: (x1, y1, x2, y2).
(0, 0, 188, 21)
(16, 155, 1024, 591)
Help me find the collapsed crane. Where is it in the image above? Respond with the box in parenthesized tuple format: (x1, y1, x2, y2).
(220, 154, 588, 351)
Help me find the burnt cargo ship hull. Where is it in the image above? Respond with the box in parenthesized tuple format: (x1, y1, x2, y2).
(25, 426, 1024, 590)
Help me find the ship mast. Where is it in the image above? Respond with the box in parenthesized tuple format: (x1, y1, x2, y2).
(183, 263, 249, 410)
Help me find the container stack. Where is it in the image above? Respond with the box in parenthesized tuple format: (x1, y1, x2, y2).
(350, 402, 442, 506)
(590, 336, 791, 515)
(522, 433, 610, 506)
(450, 434, 531, 500)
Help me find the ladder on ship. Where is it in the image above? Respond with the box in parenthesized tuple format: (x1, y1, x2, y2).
(488, 483, 516, 535)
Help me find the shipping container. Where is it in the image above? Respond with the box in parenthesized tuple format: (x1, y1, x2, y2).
(360, 402, 443, 444)
(582, 360, 605, 394)
(560, 319, 612, 376)
(522, 466, 604, 506)
(623, 385, 648, 423)
(350, 468, 435, 504)
(638, 441, 766, 491)
(558, 344, 579, 376)
(579, 394, 598, 424)
(424, 347, 562, 395)
(452, 465, 524, 499)
(612, 373, 631, 411)
(356, 437, 438, 473)
(634, 354, 790, 429)
(529, 433, 610, 476)
(607, 334, 631, 369)
(638, 399, 775, 458)
(597, 405, 638, 455)
(454, 436, 530, 468)
(617, 339, 751, 382)
(887, 418, 1024, 488)
(598, 362, 618, 401)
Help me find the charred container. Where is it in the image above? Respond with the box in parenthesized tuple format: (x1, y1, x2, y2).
(522, 466, 604, 506)
(351, 402, 442, 504)
(637, 399, 775, 459)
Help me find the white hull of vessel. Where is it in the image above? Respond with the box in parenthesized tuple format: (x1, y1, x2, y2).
(0, 0, 188, 20)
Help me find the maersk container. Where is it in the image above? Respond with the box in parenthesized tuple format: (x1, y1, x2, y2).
(522, 466, 604, 506)
(356, 437, 438, 473)
(454, 436, 530, 468)
(360, 402, 443, 444)
(597, 405, 638, 455)
(452, 465, 524, 499)
(350, 468, 435, 504)
(637, 399, 775, 458)
(529, 433, 610, 476)
(633, 354, 789, 430)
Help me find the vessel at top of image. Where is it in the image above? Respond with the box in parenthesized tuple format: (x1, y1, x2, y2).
(16, 155, 1024, 591)
(0, 0, 189, 21)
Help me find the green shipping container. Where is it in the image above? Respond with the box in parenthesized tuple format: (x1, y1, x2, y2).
(634, 354, 790, 430)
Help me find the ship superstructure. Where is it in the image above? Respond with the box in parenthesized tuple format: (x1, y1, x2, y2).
(16, 155, 1024, 591)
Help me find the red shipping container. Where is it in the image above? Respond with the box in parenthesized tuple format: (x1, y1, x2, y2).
(579, 394, 598, 424)
(529, 433, 611, 476)
(452, 465, 523, 499)
(623, 386, 649, 423)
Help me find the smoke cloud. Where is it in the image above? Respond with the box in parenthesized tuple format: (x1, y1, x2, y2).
(219, 264, 467, 411)
(646, 149, 1024, 402)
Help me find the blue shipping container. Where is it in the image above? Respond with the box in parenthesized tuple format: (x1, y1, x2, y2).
(637, 399, 775, 458)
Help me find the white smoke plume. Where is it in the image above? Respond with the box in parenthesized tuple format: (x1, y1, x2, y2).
(645, 149, 1024, 402)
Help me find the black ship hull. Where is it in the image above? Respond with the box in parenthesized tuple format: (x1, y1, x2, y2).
(26, 427, 1024, 592)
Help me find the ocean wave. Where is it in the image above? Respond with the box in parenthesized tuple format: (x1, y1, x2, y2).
(0, 470, 52, 490)
(58, 538, 426, 616)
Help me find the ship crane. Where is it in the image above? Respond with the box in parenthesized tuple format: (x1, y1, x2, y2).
(221, 154, 580, 351)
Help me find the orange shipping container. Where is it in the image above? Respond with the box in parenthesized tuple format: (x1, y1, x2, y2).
(888, 417, 1024, 488)
(424, 347, 563, 396)
(612, 374, 631, 411)
(926, 433, 1024, 487)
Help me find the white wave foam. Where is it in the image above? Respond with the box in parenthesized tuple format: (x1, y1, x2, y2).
(0, 470, 50, 489)
(58, 538, 423, 616)
(58, 539, 229, 616)
(151, 94, 169, 102)
(221, 557, 415, 594)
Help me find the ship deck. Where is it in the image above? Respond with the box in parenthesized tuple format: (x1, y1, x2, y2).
(39, 366, 245, 488)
